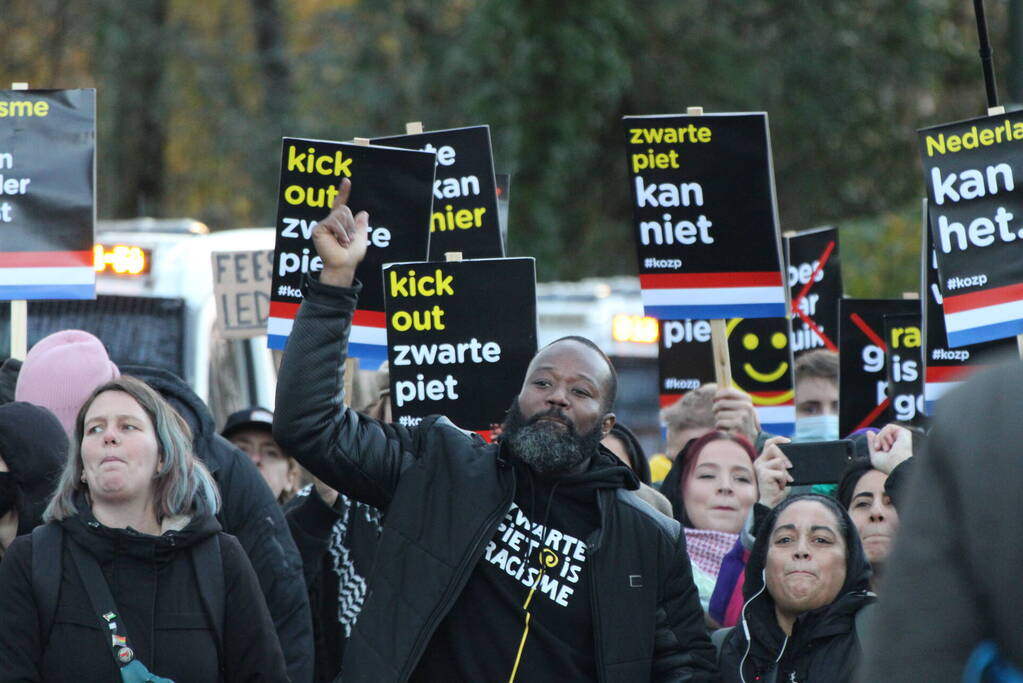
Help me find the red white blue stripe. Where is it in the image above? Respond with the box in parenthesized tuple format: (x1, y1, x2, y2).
(943, 282, 1023, 347)
(753, 400, 795, 438)
(0, 251, 95, 300)
(640, 272, 786, 320)
(923, 364, 975, 415)
(268, 302, 389, 368)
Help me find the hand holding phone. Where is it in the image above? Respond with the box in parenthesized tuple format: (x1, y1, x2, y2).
(778, 440, 854, 486)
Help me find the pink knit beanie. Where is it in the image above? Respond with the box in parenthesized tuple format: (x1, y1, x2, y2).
(15, 330, 120, 437)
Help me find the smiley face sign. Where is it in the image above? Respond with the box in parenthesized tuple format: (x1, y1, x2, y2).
(726, 317, 795, 436)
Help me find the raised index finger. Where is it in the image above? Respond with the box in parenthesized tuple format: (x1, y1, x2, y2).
(332, 177, 352, 211)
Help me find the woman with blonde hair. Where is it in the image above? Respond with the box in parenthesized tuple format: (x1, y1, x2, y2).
(0, 376, 287, 682)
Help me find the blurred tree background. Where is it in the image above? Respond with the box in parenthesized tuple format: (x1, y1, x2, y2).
(1, 0, 1016, 296)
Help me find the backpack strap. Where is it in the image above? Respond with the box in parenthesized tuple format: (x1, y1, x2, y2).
(191, 534, 225, 671)
(65, 535, 135, 668)
(30, 524, 63, 647)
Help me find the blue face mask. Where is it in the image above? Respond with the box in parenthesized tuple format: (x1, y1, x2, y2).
(793, 414, 839, 442)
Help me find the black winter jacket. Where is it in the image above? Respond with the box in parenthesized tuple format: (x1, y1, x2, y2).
(273, 277, 718, 683)
(0, 502, 288, 681)
(719, 495, 875, 683)
(120, 365, 313, 683)
(284, 486, 382, 682)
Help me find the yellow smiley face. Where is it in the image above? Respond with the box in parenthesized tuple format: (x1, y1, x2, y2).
(726, 319, 794, 405)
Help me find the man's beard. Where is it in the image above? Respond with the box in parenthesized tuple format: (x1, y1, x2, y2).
(501, 401, 604, 476)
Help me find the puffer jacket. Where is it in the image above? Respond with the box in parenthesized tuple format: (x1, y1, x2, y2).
(273, 276, 719, 683)
(718, 494, 875, 682)
(0, 499, 287, 681)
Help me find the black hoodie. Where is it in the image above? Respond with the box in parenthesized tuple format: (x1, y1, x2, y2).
(412, 445, 640, 682)
(0, 401, 67, 539)
(719, 494, 875, 683)
(118, 365, 313, 683)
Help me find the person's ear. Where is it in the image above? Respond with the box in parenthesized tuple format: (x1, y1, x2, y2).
(601, 413, 616, 438)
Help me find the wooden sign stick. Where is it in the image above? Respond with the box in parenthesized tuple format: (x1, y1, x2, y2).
(406, 121, 424, 135)
(9, 82, 29, 361)
(686, 105, 733, 387)
(986, 105, 1023, 359)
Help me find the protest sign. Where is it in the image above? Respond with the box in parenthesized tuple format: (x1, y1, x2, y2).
(725, 317, 795, 436)
(496, 172, 510, 254)
(212, 250, 273, 339)
(623, 112, 786, 320)
(383, 257, 536, 436)
(268, 137, 436, 367)
(785, 226, 842, 355)
(919, 111, 1023, 346)
(838, 298, 918, 436)
(921, 220, 1014, 413)
(657, 319, 715, 408)
(883, 312, 925, 426)
(372, 126, 503, 260)
(0, 88, 95, 300)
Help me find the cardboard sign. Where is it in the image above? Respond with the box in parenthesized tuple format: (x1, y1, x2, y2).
(919, 112, 1023, 346)
(372, 126, 503, 260)
(623, 113, 786, 319)
(883, 313, 925, 426)
(838, 298, 918, 436)
(268, 137, 436, 367)
(725, 317, 795, 436)
(0, 89, 95, 300)
(921, 222, 1014, 413)
(657, 319, 715, 408)
(383, 257, 536, 435)
(786, 226, 842, 355)
(212, 250, 273, 339)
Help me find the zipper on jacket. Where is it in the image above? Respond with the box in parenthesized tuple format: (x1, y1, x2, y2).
(586, 490, 613, 683)
(398, 461, 516, 682)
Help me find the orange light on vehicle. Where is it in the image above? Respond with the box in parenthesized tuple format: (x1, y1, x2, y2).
(612, 314, 659, 344)
(94, 244, 148, 275)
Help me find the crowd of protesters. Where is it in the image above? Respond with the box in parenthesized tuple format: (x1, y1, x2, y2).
(0, 179, 1018, 682)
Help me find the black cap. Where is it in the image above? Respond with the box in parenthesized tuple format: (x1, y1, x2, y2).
(221, 406, 274, 440)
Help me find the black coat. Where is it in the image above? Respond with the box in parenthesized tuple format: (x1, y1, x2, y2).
(120, 365, 313, 683)
(718, 495, 875, 683)
(273, 276, 718, 683)
(0, 503, 288, 681)
(284, 486, 382, 683)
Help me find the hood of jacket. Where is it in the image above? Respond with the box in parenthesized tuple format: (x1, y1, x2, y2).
(738, 494, 874, 661)
(607, 422, 651, 485)
(118, 365, 224, 473)
(60, 493, 222, 564)
(0, 401, 68, 535)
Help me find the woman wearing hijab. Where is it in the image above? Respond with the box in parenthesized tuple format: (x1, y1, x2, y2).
(718, 494, 875, 682)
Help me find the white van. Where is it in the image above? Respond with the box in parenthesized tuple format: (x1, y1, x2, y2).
(5, 219, 279, 426)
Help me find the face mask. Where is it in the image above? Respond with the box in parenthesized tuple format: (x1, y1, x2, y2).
(793, 414, 839, 443)
(0, 472, 17, 518)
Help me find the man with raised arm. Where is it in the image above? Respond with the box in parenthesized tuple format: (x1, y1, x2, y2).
(273, 179, 717, 683)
